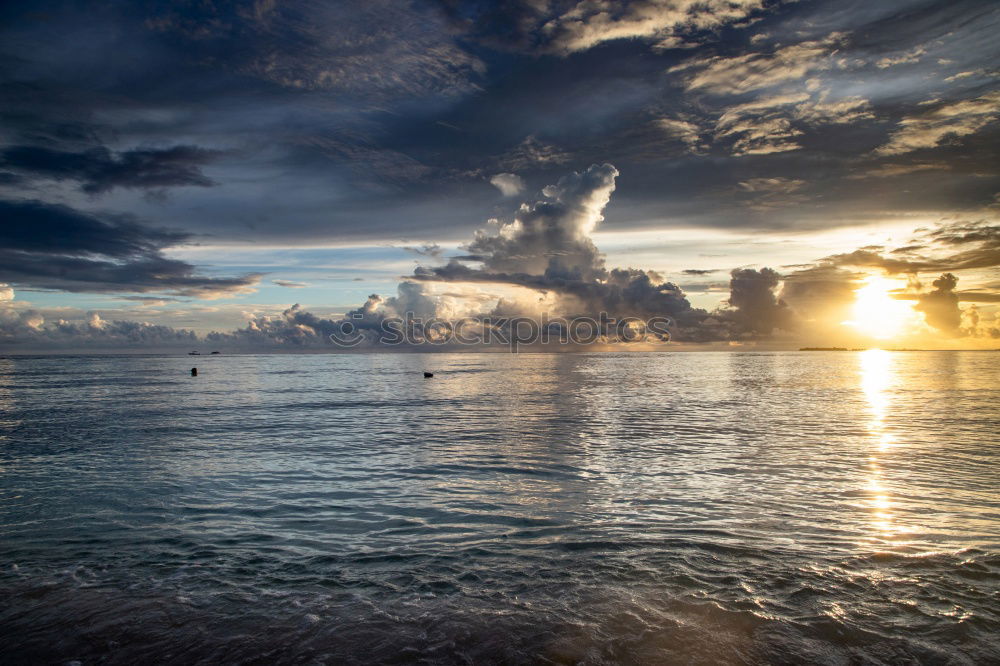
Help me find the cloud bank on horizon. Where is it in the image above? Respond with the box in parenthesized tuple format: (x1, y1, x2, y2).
(4, 162, 998, 349)
(0, 0, 998, 350)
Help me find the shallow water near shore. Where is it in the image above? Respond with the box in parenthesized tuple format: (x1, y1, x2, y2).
(1, 351, 998, 664)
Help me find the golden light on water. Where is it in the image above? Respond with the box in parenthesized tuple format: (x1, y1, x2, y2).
(844, 275, 919, 340)
(859, 349, 914, 539)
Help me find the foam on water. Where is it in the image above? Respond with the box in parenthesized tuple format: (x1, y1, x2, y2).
(0, 351, 998, 663)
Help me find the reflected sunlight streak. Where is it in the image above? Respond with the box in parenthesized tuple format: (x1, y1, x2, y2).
(859, 350, 911, 539)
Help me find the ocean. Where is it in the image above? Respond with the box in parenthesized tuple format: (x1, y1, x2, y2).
(1, 351, 998, 664)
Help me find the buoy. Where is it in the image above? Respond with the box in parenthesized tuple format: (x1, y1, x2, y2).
(423, 371, 433, 378)
(191, 367, 198, 376)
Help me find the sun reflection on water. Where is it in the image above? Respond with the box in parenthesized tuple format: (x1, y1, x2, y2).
(859, 350, 912, 540)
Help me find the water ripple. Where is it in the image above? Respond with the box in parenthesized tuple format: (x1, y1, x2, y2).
(0, 351, 998, 664)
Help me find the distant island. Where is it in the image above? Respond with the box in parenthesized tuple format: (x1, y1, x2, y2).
(799, 347, 868, 351)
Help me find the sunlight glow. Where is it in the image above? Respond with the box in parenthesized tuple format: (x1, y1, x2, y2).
(858, 349, 918, 540)
(843, 275, 917, 340)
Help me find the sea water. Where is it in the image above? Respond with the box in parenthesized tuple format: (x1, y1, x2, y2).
(1, 351, 998, 663)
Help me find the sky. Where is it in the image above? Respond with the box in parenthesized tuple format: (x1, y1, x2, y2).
(1, 0, 999, 351)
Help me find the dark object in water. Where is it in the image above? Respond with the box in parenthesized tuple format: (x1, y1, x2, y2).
(189, 351, 201, 355)
(423, 372, 433, 378)
(210, 351, 221, 355)
(191, 368, 198, 376)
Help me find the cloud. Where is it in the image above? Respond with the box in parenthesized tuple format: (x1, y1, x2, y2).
(495, 136, 572, 170)
(489, 173, 526, 197)
(383, 281, 441, 319)
(0, 0, 996, 255)
(119, 295, 179, 306)
(208, 304, 345, 348)
(852, 163, 947, 179)
(0, 310, 198, 349)
(672, 33, 845, 95)
(656, 117, 705, 153)
(717, 115, 802, 155)
(727, 268, 794, 335)
(779, 265, 862, 322)
(296, 135, 435, 187)
(0, 199, 186, 256)
(926, 220, 1000, 247)
(944, 71, 979, 83)
(440, 0, 769, 55)
(792, 94, 872, 125)
(784, 220, 1000, 338)
(3, 159, 996, 351)
(738, 177, 805, 193)
(407, 164, 801, 341)
(406, 164, 725, 338)
(401, 243, 444, 259)
(0, 199, 261, 297)
(876, 46, 925, 69)
(875, 92, 1000, 156)
(466, 163, 619, 280)
(813, 220, 1000, 276)
(538, 0, 768, 55)
(207, 283, 441, 349)
(272, 279, 309, 288)
(0, 145, 222, 194)
(414, 262, 717, 339)
(0, 284, 13, 302)
(914, 272, 962, 334)
(737, 177, 808, 209)
(145, 0, 484, 101)
(711, 90, 872, 156)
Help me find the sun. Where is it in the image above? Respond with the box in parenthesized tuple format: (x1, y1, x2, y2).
(843, 275, 917, 340)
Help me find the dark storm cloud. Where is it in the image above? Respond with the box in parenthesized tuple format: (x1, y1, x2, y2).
(0, 249, 259, 298)
(0, 144, 221, 194)
(0, 200, 260, 297)
(726, 268, 794, 335)
(141, 0, 484, 99)
(2, 0, 999, 245)
(914, 273, 962, 334)
(0, 199, 185, 256)
(0, 0, 488, 240)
